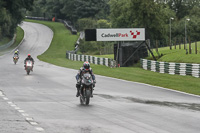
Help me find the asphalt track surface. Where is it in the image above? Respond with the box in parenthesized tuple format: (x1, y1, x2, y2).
(0, 22, 200, 133)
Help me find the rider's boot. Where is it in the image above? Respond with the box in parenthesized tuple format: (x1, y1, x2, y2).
(76, 89, 80, 97)
(76, 84, 80, 97)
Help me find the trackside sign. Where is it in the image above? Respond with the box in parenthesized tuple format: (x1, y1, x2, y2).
(96, 28, 145, 41)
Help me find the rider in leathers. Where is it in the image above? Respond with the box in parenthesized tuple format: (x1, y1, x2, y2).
(75, 61, 96, 97)
(24, 54, 34, 71)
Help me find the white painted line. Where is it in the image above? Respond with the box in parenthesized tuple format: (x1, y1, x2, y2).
(7, 101, 13, 104)
(26, 117, 33, 121)
(0, 90, 44, 131)
(18, 110, 25, 113)
(11, 104, 17, 107)
(3, 97, 8, 100)
(22, 113, 29, 117)
(15, 107, 21, 110)
(35, 127, 44, 131)
(30, 122, 38, 125)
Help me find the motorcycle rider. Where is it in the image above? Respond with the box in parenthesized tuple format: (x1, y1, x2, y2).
(75, 61, 96, 97)
(13, 50, 19, 58)
(16, 49, 19, 54)
(24, 54, 34, 71)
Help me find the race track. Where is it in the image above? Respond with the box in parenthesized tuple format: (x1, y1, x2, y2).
(0, 22, 200, 133)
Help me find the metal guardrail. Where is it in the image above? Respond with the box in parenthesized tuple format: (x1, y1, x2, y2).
(63, 20, 77, 35)
(0, 35, 16, 50)
(140, 58, 200, 78)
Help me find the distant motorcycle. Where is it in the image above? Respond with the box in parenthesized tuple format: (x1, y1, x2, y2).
(13, 55, 19, 64)
(25, 60, 33, 75)
(79, 73, 94, 105)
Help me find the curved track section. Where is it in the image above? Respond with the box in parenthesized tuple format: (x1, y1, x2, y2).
(0, 22, 200, 133)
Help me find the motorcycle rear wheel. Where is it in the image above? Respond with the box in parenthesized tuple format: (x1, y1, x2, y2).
(14, 60, 17, 64)
(27, 70, 30, 75)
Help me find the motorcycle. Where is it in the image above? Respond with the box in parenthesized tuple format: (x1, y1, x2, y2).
(25, 60, 33, 75)
(13, 55, 19, 64)
(79, 73, 94, 105)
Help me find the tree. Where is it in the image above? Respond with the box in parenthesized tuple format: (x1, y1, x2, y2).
(109, 0, 174, 41)
(0, 0, 34, 38)
(97, 19, 111, 28)
(26, 0, 46, 17)
(77, 18, 97, 31)
(155, 0, 200, 20)
(61, 0, 109, 23)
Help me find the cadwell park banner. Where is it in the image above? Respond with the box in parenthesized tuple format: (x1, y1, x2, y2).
(96, 28, 145, 41)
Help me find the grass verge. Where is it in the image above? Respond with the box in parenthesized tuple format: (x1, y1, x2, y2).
(149, 43, 200, 63)
(0, 27, 24, 55)
(10, 27, 24, 49)
(26, 19, 200, 96)
(0, 37, 11, 46)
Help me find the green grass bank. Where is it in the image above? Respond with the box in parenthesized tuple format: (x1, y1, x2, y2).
(0, 27, 24, 55)
(26, 19, 200, 96)
(0, 37, 11, 46)
(149, 43, 200, 63)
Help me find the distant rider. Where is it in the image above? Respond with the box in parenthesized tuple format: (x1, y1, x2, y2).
(24, 54, 34, 71)
(13, 50, 19, 58)
(16, 49, 19, 55)
(75, 61, 96, 97)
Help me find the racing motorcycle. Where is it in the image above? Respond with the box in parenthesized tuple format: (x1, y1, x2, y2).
(13, 55, 19, 64)
(25, 60, 33, 75)
(79, 73, 94, 105)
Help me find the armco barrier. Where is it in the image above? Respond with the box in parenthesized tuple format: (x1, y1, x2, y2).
(140, 58, 200, 78)
(0, 35, 16, 50)
(66, 52, 116, 67)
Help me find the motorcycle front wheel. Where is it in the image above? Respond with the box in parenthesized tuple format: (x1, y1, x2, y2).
(85, 89, 91, 105)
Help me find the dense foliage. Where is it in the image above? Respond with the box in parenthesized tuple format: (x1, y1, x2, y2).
(0, 0, 33, 39)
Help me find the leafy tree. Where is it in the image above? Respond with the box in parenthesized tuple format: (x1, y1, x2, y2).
(0, 0, 34, 38)
(109, 0, 174, 41)
(61, 0, 109, 23)
(26, 0, 46, 17)
(109, 0, 131, 28)
(45, 0, 64, 19)
(155, 0, 200, 20)
(77, 18, 97, 31)
(0, 2, 12, 38)
(97, 19, 111, 28)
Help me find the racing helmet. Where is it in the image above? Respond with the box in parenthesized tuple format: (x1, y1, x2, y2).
(83, 61, 90, 70)
(28, 54, 31, 57)
(15, 51, 18, 54)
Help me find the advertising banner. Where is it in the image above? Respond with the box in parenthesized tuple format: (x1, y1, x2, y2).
(97, 28, 145, 41)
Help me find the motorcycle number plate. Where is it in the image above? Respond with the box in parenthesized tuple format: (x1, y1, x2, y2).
(26, 62, 32, 66)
